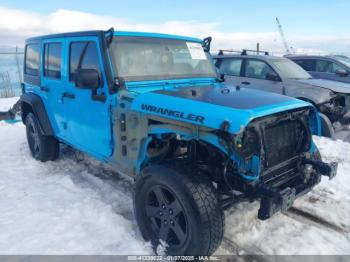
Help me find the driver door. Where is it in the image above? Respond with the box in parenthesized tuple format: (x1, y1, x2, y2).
(315, 59, 350, 83)
(63, 37, 112, 159)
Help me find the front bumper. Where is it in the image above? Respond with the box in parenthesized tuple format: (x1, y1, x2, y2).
(257, 159, 337, 220)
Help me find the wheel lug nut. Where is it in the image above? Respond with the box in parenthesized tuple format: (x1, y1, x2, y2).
(169, 209, 173, 215)
(170, 220, 174, 225)
(164, 220, 168, 225)
(162, 205, 166, 209)
(159, 211, 163, 216)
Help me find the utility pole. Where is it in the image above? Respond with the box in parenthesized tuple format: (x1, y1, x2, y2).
(15, 46, 23, 85)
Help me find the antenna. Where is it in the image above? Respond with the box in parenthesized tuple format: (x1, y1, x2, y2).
(276, 17, 293, 54)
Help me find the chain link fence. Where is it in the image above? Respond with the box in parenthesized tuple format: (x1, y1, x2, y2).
(0, 47, 24, 98)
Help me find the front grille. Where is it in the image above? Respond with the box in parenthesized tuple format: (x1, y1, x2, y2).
(264, 120, 298, 167)
(261, 160, 299, 186)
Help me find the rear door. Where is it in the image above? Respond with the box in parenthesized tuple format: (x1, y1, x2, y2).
(293, 59, 316, 77)
(40, 39, 67, 138)
(240, 58, 284, 94)
(63, 37, 112, 159)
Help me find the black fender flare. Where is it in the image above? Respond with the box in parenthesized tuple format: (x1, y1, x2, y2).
(20, 93, 54, 136)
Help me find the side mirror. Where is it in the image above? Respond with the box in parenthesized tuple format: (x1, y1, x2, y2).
(335, 68, 349, 77)
(266, 72, 281, 81)
(75, 69, 100, 89)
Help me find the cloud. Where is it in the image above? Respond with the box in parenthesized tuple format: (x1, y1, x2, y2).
(0, 7, 218, 44)
(0, 6, 349, 56)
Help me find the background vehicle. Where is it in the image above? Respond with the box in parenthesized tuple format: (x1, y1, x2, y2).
(213, 50, 350, 142)
(287, 55, 350, 84)
(20, 30, 337, 255)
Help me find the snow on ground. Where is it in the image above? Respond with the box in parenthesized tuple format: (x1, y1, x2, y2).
(0, 98, 349, 255)
(0, 99, 151, 254)
(0, 96, 18, 111)
(294, 137, 350, 232)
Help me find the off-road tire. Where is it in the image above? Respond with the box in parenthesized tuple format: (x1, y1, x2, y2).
(25, 112, 59, 161)
(134, 164, 224, 255)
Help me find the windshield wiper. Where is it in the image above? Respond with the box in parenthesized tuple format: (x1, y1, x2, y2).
(289, 77, 311, 80)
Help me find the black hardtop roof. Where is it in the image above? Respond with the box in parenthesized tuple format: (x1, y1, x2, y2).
(25, 30, 106, 43)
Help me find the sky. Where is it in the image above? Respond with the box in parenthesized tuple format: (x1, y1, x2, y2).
(0, 0, 349, 55)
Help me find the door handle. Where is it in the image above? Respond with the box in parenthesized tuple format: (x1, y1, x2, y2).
(62, 92, 75, 99)
(40, 86, 50, 92)
(241, 81, 251, 85)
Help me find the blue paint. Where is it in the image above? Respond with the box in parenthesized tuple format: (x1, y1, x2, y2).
(135, 136, 153, 173)
(131, 89, 312, 134)
(40, 37, 67, 138)
(24, 35, 113, 160)
(238, 155, 261, 180)
(3, 119, 21, 124)
(22, 30, 321, 182)
(62, 36, 113, 159)
(148, 126, 262, 180)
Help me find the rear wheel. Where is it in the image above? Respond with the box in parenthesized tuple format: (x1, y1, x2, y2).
(134, 164, 224, 255)
(25, 112, 59, 161)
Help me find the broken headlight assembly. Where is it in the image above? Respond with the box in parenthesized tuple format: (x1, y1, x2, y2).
(233, 128, 261, 159)
(319, 94, 347, 121)
(294, 118, 312, 153)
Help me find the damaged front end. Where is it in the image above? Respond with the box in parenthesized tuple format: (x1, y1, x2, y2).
(257, 158, 337, 220)
(319, 93, 350, 129)
(219, 107, 338, 220)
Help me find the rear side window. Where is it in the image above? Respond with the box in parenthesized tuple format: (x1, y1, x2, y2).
(69, 41, 102, 82)
(25, 44, 40, 76)
(44, 43, 62, 79)
(219, 58, 242, 76)
(244, 59, 275, 79)
(316, 60, 331, 72)
(294, 59, 316, 71)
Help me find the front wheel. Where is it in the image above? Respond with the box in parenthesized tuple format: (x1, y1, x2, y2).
(134, 164, 224, 255)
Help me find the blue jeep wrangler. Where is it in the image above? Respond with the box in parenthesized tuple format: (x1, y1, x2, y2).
(20, 28, 337, 255)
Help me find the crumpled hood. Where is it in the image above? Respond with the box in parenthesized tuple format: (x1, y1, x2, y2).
(131, 85, 312, 134)
(297, 79, 350, 94)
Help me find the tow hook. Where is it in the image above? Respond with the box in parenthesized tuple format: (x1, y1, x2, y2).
(323, 162, 338, 180)
(303, 159, 338, 180)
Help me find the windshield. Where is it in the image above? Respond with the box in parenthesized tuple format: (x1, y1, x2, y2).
(271, 59, 312, 80)
(334, 56, 350, 68)
(109, 36, 217, 81)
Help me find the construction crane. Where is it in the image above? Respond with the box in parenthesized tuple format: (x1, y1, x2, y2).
(276, 17, 293, 54)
